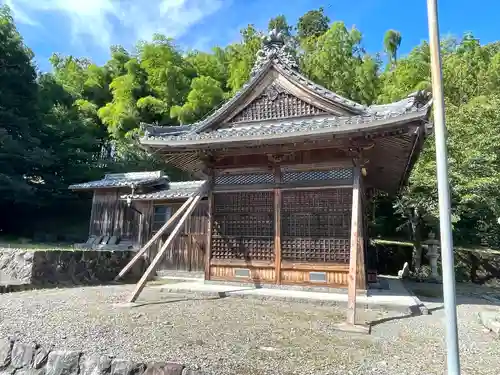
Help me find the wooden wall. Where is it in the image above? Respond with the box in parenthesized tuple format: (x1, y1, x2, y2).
(88, 189, 140, 243)
(87, 190, 208, 273)
(145, 200, 208, 272)
(206, 172, 366, 288)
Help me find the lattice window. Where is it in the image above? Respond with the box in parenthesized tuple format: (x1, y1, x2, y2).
(215, 173, 274, 185)
(211, 192, 274, 261)
(282, 168, 353, 183)
(229, 92, 325, 123)
(281, 189, 352, 263)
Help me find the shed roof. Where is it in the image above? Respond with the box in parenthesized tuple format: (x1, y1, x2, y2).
(120, 180, 206, 201)
(68, 171, 167, 191)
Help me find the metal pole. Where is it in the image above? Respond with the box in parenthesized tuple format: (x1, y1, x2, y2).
(426, 0, 461, 373)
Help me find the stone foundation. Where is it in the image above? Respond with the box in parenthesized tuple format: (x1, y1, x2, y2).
(0, 337, 203, 375)
(0, 250, 145, 292)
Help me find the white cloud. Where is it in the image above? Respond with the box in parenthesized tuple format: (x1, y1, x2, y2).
(3, 0, 223, 50)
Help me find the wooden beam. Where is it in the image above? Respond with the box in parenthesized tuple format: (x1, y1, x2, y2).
(274, 166, 282, 284)
(347, 165, 361, 325)
(128, 190, 205, 302)
(357, 182, 367, 290)
(204, 174, 214, 281)
(115, 183, 206, 281)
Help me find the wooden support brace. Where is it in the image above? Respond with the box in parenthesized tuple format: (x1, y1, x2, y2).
(127, 188, 206, 302)
(115, 183, 205, 281)
(347, 165, 361, 325)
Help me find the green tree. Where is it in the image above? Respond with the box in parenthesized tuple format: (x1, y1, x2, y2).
(296, 7, 330, 40)
(226, 25, 262, 92)
(383, 29, 402, 69)
(301, 21, 380, 104)
(170, 76, 224, 124)
(0, 5, 48, 204)
(268, 15, 293, 36)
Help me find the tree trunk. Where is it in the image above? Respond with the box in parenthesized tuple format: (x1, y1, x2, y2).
(411, 209, 423, 271)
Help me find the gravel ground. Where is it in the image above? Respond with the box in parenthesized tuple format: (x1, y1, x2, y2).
(0, 284, 499, 375)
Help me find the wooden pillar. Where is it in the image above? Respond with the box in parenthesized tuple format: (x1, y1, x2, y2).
(274, 166, 282, 284)
(347, 165, 361, 325)
(204, 173, 214, 281)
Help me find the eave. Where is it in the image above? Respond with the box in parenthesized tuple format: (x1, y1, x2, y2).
(140, 104, 432, 151)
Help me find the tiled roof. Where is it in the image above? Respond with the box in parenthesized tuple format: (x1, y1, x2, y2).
(139, 30, 432, 148)
(141, 93, 432, 145)
(68, 171, 167, 190)
(120, 181, 206, 200)
(140, 59, 372, 140)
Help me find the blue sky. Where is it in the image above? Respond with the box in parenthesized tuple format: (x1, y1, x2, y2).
(2, 0, 498, 72)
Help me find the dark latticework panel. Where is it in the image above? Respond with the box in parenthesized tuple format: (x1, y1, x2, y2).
(282, 168, 353, 183)
(229, 92, 325, 123)
(281, 189, 352, 263)
(215, 173, 274, 185)
(212, 192, 274, 261)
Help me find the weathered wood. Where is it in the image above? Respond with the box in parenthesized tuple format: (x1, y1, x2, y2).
(280, 262, 349, 272)
(213, 180, 352, 193)
(116, 194, 197, 281)
(204, 175, 214, 280)
(274, 166, 282, 284)
(128, 191, 205, 302)
(214, 147, 352, 170)
(153, 201, 207, 272)
(357, 179, 367, 290)
(210, 259, 274, 267)
(347, 165, 361, 325)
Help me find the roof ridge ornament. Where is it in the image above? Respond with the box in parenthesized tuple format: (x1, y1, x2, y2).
(250, 28, 298, 78)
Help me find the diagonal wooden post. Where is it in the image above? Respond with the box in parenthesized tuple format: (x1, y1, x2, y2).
(127, 186, 206, 302)
(115, 183, 205, 281)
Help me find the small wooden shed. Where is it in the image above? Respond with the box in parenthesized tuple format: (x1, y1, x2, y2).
(69, 172, 207, 272)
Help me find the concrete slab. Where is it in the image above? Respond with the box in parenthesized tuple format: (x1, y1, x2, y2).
(150, 277, 419, 313)
(332, 322, 371, 335)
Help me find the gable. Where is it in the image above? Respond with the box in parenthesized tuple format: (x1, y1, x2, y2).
(226, 83, 326, 124)
(192, 62, 365, 133)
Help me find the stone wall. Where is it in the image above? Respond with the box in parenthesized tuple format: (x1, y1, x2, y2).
(0, 250, 145, 290)
(0, 337, 203, 375)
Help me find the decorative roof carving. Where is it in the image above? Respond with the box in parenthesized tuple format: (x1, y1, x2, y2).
(263, 82, 284, 101)
(228, 83, 326, 124)
(250, 29, 299, 78)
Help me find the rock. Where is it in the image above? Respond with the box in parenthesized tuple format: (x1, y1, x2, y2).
(0, 338, 13, 369)
(14, 369, 45, 375)
(10, 341, 36, 369)
(143, 363, 184, 375)
(163, 364, 184, 375)
(479, 311, 500, 337)
(181, 370, 204, 375)
(80, 355, 113, 375)
(0, 368, 16, 375)
(45, 351, 81, 375)
(33, 346, 52, 369)
(110, 359, 145, 375)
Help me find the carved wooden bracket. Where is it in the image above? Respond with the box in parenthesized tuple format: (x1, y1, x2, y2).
(197, 151, 221, 167)
(267, 152, 295, 164)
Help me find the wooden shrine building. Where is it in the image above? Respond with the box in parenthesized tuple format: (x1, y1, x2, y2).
(138, 30, 433, 291)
